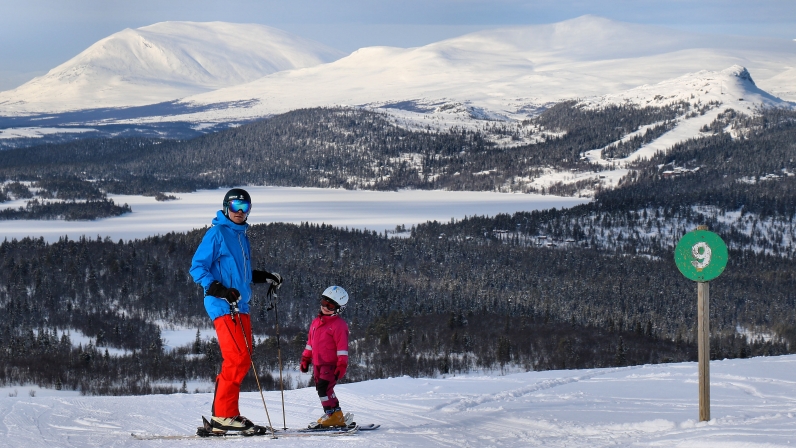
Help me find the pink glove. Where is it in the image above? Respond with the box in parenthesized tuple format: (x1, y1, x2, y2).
(300, 356, 310, 373)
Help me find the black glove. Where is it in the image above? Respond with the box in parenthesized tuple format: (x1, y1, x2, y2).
(206, 281, 241, 304)
(252, 270, 283, 286)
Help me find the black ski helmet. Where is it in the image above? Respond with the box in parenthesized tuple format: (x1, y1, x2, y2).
(222, 188, 252, 217)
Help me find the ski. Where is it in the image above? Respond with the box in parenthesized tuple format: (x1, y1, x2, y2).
(131, 423, 363, 440)
(132, 418, 275, 441)
(277, 423, 360, 435)
(131, 426, 359, 440)
(130, 415, 378, 440)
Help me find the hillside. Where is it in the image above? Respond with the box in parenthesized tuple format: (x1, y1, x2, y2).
(0, 104, 697, 199)
(1, 104, 795, 397)
(0, 214, 792, 396)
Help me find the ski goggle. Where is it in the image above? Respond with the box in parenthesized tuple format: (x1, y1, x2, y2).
(227, 199, 251, 214)
(320, 297, 339, 311)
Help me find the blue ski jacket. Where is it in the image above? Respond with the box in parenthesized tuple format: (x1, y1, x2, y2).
(190, 210, 253, 320)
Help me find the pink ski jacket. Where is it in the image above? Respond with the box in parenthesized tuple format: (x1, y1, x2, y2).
(302, 314, 349, 369)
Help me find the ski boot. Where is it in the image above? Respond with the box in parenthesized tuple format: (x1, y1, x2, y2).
(209, 415, 255, 434)
(310, 408, 347, 429)
(197, 416, 270, 437)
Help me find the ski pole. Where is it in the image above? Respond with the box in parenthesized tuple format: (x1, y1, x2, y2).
(266, 282, 288, 430)
(230, 303, 277, 438)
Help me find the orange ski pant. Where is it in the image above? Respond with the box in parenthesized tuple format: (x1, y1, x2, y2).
(212, 313, 252, 418)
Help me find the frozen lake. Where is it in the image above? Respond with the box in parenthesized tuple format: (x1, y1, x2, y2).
(0, 186, 589, 242)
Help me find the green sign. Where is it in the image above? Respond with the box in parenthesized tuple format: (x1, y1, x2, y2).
(674, 230, 728, 282)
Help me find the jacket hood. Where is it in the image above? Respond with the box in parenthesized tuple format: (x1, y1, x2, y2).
(212, 210, 249, 231)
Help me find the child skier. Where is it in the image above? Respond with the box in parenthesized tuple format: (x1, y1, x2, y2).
(300, 286, 350, 428)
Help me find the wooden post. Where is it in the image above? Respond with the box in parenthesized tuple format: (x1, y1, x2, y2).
(675, 224, 725, 423)
(696, 224, 710, 422)
(697, 281, 710, 421)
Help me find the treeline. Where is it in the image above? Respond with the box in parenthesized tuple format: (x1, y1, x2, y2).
(0, 213, 793, 394)
(0, 177, 130, 220)
(0, 103, 694, 203)
(1, 106, 793, 215)
(0, 198, 130, 220)
(0, 324, 288, 396)
(1, 105, 795, 393)
(536, 100, 685, 163)
(600, 108, 796, 217)
(601, 120, 676, 159)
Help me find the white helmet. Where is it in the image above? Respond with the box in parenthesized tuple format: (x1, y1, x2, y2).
(321, 286, 349, 314)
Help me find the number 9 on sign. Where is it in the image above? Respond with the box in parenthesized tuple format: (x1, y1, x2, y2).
(675, 230, 727, 282)
(691, 242, 711, 270)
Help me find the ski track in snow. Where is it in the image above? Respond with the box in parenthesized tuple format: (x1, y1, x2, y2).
(1, 356, 795, 447)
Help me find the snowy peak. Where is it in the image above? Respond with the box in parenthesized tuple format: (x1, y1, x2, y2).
(177, 15, 796, 128)
(2, 16, 795, 129)
(578, 64, 794, 171)
(0, 22, 344, 113)
(725, 65, 755, 85)
(580, 65, 791, 114)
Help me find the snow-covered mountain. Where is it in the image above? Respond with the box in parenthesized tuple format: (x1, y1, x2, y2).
(583, 65, 784, 110)
(0, 22, 344, 113)
(3, 355, 795, 447)
(157, 15, 795, 126)
(0, 16, 794, 149)
(579, 65, 792, 165)
(513, 65, 794, 195)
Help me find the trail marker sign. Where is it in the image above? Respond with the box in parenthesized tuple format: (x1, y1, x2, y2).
(674, 229, 728, 282)
(674, 227, 728, 422)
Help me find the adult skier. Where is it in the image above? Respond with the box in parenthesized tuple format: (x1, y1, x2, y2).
(300, 286, 350, 428)
(190, 188, 283, 434)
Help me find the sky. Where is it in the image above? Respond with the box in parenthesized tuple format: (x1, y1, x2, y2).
(0, 0, 794, 91)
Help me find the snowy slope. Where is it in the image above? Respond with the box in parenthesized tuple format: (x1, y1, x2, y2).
(2, 355, 795, 447)
(583, 65, 793, 165)
(0, 22, 344, 113)
(152, 15, 796, 126)
(582, 65, 786, 112)
(491, 65, 795, 196)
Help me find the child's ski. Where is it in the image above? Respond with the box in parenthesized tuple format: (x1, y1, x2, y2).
(280, 423, 360, 435)
(305, 413, 380, 432)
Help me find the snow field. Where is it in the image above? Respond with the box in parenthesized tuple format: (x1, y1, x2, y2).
(1, 355, 795, 447)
